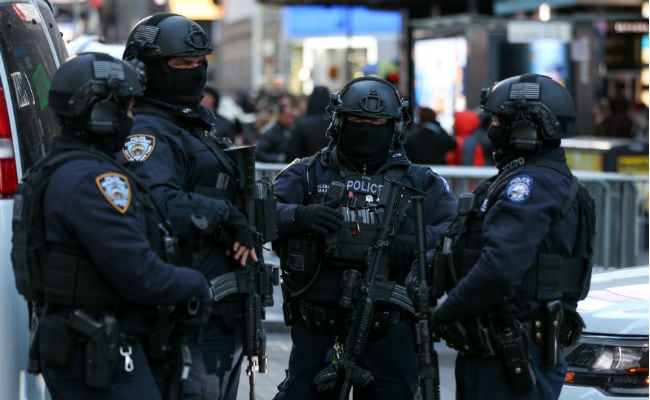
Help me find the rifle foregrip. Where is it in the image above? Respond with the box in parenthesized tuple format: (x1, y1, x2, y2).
(347, 297, 374, 356)
(258, 330, 268, 373)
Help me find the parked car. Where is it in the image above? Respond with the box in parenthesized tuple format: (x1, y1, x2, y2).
(0, 0, 68, 398)
(66, 34, 125, 59)
(560, 266, 649, 399)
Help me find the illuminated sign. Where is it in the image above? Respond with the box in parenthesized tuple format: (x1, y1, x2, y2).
(507, 21, 572, 43)
(611, 20, 649, 34)
(168, 0, 223, 20)
(283, 6, 401, 38)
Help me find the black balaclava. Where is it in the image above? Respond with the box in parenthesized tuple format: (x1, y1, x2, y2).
(146, 59, 207, 105)
(336, 120, 394, 173)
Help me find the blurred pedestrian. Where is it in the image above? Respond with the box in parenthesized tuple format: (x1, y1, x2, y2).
(630, 102, 649, 141)
(286, 85, 331, 161)
(446, 110, 485, 166)
(403, 106, 456, 164)
(255, 102, 295, 163)
(201, 85, 236, 142)
(607, 83, 633, 138)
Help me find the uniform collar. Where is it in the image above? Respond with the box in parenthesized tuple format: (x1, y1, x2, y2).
(323, 146, 410, 175)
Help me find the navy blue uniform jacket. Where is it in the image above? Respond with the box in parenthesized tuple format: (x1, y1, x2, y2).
(121, 106, 239, 313)
(433, 148, 581, 323)
(44, 137, 205, 306)
(274, 147, 457, 304)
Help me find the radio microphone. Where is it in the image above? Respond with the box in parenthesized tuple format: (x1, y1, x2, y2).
(324, 180, 346, 206)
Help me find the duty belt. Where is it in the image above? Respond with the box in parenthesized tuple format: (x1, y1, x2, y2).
(296, 299, 405, 339)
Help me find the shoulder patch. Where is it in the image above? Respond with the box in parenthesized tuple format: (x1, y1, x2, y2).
(95, 173, 131, 214)
(122, 134, 156, 162)
(505, 175, 533, 202)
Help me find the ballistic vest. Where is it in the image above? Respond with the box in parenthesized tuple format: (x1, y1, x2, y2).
(436, 160, 595, 303)
(11, 149, 170, 308)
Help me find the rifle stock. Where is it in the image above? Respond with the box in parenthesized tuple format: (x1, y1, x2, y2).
(412, 196, 440, 400)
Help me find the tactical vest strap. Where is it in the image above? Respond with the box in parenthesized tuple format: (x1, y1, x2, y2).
(43, 249, 116, 307)
(516, 254, 588, 301)
(138, 103, 237, 177)
(458, 249, 587, 302)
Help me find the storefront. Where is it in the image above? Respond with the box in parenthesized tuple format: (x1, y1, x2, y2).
(280, 5, 403, 95)
(409, 8, 647, 137)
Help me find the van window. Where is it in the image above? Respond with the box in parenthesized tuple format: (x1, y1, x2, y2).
(0, 1, 67, 172)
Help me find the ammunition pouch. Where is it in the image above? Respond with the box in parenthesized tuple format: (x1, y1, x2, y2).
(436, 317, 497, 358)
(323, 220, 380, 268)
(38, 314, 75, 369)
(275, 235, 322, 291)
(293, 299, 405, 340)
(438, 316, 536, 392)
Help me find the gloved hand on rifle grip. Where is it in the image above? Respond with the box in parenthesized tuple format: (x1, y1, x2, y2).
(292, 201, 343, 235)
(388, 234, 416, 271)
(177, 279, 213, 329)
(224, 207, 255, 249)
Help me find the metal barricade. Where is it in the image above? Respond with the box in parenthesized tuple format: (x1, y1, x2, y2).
(256, 162, 649, 269)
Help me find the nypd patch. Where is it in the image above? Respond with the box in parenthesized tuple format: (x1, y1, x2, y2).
(505, 175, 533, 203)
(122, 134, 155, 162)
(96, 173, 131, 214)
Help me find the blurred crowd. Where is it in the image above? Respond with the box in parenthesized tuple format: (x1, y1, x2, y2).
(205, 82, 648, 167)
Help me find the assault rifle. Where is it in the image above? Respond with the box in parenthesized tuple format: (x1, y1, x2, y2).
(211, 145, 279, 400)
(335, 179, 418, 400)
(412, 196, 440, 400)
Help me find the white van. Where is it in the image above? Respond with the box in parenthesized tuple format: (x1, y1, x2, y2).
(0, 1, 68, 398)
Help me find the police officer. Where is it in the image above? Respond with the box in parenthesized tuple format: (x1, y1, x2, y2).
(120, 14, 258, 400)
(15, 52, 213, 399)
(428, 74, 594, 399)
(272, 76, 457, 399)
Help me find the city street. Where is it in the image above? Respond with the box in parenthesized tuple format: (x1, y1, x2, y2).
(237, 280, 458, 399)
(237, 329, 459, 400)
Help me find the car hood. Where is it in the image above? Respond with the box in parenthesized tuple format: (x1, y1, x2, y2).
(577, 266, 649, 336)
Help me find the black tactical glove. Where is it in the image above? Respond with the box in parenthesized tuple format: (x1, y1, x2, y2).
(313, 363, 341, 392)
(223, 207, 255, 249)
(313, 361, 373, 392)
(292, 202, 343, 235)
(177, 279, 213, 329)
(388, 234, 416, 271)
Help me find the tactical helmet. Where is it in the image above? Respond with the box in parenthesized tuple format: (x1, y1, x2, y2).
(327, 76, 410, 144)
(123, 13, 212, 62)
(49, 52, 143, 135)
(480, 74, 576, 141)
